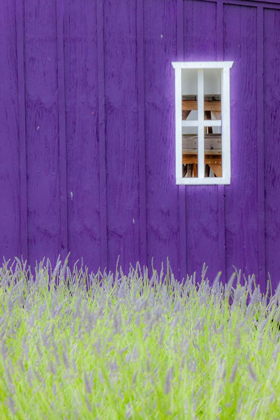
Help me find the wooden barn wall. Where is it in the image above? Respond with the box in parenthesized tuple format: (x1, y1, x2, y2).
(0, 0, 280, 290)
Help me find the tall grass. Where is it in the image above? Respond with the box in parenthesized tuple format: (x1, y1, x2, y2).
(0, 258, 280, 419)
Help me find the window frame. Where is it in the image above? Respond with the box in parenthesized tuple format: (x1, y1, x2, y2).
(172, 61, 234, 185)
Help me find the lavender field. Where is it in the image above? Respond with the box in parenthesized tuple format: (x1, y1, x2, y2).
(0, 258, 279, 419)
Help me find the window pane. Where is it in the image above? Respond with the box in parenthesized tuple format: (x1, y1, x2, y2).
(204, 126, 222, 178)
(204, 69, 222, 178)
(203, 69, 221, 118)
(182, 127, 198, 178)
(182, 69, 198, 123)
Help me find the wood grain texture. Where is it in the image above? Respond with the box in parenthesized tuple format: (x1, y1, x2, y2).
(0, 0, 21, 261)
(217, 0, 227, 284)
(64, 0, 101, 270)
(25, 0, 61, 265)
(177, 0, 187, 281)
(183, 0, 221, 283)
(257, 6, 266, 292)
(224, 4, 259, 280)
(104, 0, 140, 272)
(16, 0, 28, 260)
(56, 0, 68, 260)
(97, 0, 108, 270)
(144, 0, 180, 275)
(137, 0, 148, 268)
(264, 8, 280, 291)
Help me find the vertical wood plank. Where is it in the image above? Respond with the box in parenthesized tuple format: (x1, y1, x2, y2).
(177, 0, 187, 282)
(257, 6, 266, 292)
(144, 0, 180, 276)
(0, 0, 21, 261)
(64, 0, 101, 271)
(137, 0, 147, 268)
(25, 0, 61, 265)
(97, 0, 108, 270)
(263, 8, 280, 292)
(183, 0, 221, 283)
(217, 0, 227, 283)
(56, 0, 68, 260)
(221, 68, 231, 181)
(224, 4, 259, 280)
(104, 0, 140, 272)
(16, 0, 28, 261)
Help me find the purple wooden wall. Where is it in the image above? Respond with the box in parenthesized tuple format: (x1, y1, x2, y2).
(1, 0, 280, 291)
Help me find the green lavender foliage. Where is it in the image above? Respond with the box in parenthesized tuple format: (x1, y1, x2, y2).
(0, 258, 280, 419)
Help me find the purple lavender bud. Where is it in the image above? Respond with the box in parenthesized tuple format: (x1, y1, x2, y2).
(63, 350, 70, 369)
(1, 342, 7, 360)
(34, 369, 42, 383)
(158, 327, 165, 346)
(126, 403, 132, 419)
(53, 349, 61, 366)
(247, 363, 257, 382)
(131, 370, 138, 386)
(48, 361, 57, 375)
(173, 300, 181, 313)
(23, 342, 29, 359)
(99, 371, 104, 384)
(84, 372, 92, 394)
(53, 383, 57, 395)
(8, 396, 16, 416)
(85, 396, 92, 412)
(229, 362, 238, 383)
(27, 367, 33, 387)
(19, 359, 25, 372)
(125, 353, 131, 363)
(118, 346, 129, 356)
(273, 343, 280, 360)
(251, 406, 257, 418)
(164, 367, 174, 394)
(171, 316, 179, 330)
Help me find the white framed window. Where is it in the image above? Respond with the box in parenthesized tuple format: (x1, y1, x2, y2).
(172, 62, 234, 185)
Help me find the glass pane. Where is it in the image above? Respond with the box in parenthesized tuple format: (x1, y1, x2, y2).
(181, 69, 198, 123)
(182, 127, 198, 178)
(204, 69, 222, 178)
(204, 126, 222, 178)
(204, 69, 221, 120)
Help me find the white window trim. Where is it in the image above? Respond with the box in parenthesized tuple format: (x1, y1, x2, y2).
(172, 61, 234, 186)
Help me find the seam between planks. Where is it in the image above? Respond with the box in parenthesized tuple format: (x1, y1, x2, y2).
(97, 0, 108, 270)
(56, 0, 68, 260)
(137, 0, 147, 267)
(257, 6, 266, 290)
(217, 1, 227, 281)
(16, 0, 28, 262)
(177, 0, 187, 281)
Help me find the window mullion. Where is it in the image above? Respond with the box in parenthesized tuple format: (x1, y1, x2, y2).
(197, 69, 205, 178)
(221, 67, 230, 180)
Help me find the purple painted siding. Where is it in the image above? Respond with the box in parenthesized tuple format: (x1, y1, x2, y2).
(145, 0, 180, 276)
(104, 0, 140, 272)
(64, 0, 101, 269)
(183, 0, 223, 283)
(264, 8, 280, 288)
(0, 0, 21, 260)
(224, 4, 259, 280)
(1, 0, 280, 290)
(25, 0, 61, 265)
